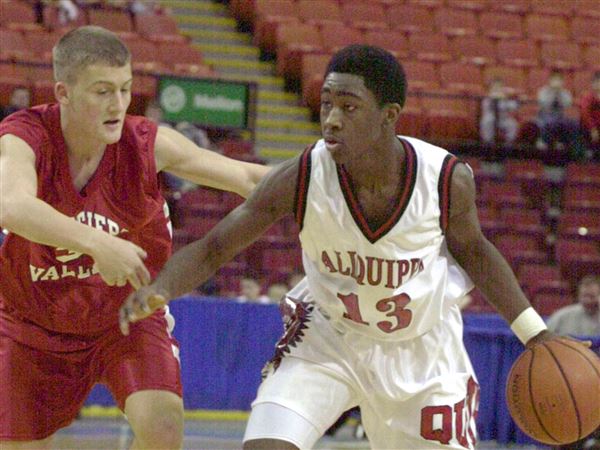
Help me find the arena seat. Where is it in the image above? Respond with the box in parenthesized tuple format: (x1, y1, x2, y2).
(88, 8, 135, 36)
(401, 61, 442, 93)
(22, 29, 65, 64)
(540, 42, 582, 71)
(477, 206, 507, 240)
(489, 0, 531, 14)
(319, 23, 363, 54)
(480, 181, 528, 209)
(120, 36, 164, 74)
(406, 0, 445, 7)
(0, 28, 37, 63)
(0, 63, 31, 106)
(530, 0, 573, 17)
(495, 39, 539, 69)
(583, 45, 600, 70)
(253, 0, 299, 55)
(42, 4, 88, 30)
(439, 62, 484, 95)
(494, 234, 548, 270)
(557, 211, 600, 241)
(564, 163, 600, 187)
(409, 34, 452, 63)
(340, 1, 388, 31)
(532, 293, 572, 316)
(420, 97, 478, 140)
(434, 8, 478, 37)
(483, 66, 527, 97)
(297, 0, 342, 27)
(0, 0, 40, 30)
(134, 14, 187, 43)
(451, 36, 496, 67)
(301, 52, 331, 115)
(386, 4, 434, 35)
(158, 42, 204, 66)
(397, 95, 427, 138)
(555, 239, 600, 287)
(574, 0, 600, 19)
(518, 263, 570, 300)
(499, 208, 546, 240)
(479, 12, 524, 40)
(570, 16, 600, 45)
(526, 15, 569, 42)
(363, 30, 408, 59)
(562, 186, 600, 212)
(446, 0, 487, 12)
(275, 22, 323, 81)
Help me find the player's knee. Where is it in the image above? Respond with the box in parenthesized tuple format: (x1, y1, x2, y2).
(243, 439, 299, 450)
(133, 408, 183, 449)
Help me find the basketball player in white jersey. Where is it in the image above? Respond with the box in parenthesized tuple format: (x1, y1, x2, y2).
(120, 45, 554, 449)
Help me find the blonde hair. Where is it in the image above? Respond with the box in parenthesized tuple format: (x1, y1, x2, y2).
(52, 26, 130, 84)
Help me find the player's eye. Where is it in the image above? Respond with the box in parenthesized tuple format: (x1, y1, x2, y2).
(344, 104, 356, 112)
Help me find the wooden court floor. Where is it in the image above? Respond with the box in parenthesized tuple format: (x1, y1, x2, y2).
(50, 409, 545, 450)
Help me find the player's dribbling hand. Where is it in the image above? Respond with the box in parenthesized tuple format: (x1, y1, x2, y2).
(90, 233, 151, 290)
(119, 285, 168, 335)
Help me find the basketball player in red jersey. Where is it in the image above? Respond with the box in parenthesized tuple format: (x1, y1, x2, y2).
(0, 26, 268, 449)
(122, 45, 561, 449)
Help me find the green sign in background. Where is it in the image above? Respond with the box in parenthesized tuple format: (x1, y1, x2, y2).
(158, 76, 253, 129)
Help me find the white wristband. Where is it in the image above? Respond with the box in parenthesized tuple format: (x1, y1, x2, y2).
(510, 307, 548, 345)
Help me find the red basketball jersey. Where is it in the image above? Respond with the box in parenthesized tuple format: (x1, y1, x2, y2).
(0, 104, 171, 347)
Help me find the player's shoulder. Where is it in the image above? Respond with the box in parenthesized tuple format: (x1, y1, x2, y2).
(0, 104, 58, 153)
(119, 114, 158, 146)
(398, 135, 452, 157)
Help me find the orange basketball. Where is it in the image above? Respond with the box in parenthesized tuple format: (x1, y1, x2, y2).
(506, 338, 600, 445)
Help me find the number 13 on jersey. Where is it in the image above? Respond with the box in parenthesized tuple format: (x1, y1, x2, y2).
(337, 292, 413, 333)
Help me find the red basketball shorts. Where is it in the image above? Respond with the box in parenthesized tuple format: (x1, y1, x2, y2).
(0, 313, 182, 441)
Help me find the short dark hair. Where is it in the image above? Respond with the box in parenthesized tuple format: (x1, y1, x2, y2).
(325, 44, 407, 108)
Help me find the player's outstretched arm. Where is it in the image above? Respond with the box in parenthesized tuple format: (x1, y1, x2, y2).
(120, 155, 299, 334)
(0, 134, 150, 289)
(154, 126, 270, 198)
(445, 162, 551, 345)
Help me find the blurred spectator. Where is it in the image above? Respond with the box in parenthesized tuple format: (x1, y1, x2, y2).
(57, 0, 81, 26)
(546, 275, 600, 337)
(175, 121, 213, 150)
(580, 71, 600, 160)
(479, 78, 519, 146)
(267, 283, 288, 303)
(287, 271, 304, 290)
(236, 277, 270, 304)
(1, 87, 31, 121)
(535, 71, 583, 156)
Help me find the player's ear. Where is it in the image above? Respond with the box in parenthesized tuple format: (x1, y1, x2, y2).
(382, 103, 401, 128)
(54, 82, 69, 105)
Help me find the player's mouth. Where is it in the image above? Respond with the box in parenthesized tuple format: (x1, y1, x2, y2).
(103, 119, 121, 130)
(324, 136, 342, 152)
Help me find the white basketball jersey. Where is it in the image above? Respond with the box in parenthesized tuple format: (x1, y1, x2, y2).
(294, 136, 474, 341)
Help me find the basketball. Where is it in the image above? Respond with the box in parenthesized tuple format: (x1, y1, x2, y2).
(506, 338, 600, 445)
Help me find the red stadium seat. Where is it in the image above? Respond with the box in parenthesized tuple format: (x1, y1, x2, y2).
(574, 0, 600, 19)
(570, 17, 600, 45)
(479, 12, 524, 40)
(340, 1, 387, 31)
(275, 22, 323, 80)
(494, 234, 548, 270)
(297, 0, 342, 27)
(557, 211, 600, 241)
(496, 40, 539, 70)
(120, 36, 163, 74)
(439, 62, 484, 95)
(526, 15, 569, 42)
(88, 8, 134, 36)
(409, 34, 452, 63)
(452, 36, 496, 67)
(396, 95, 427, 138)
(421, 97, 478, 140)
(0, 63, 31, 107)
(500, 208, 546, 240)
(319, 23, 363, 54)
(0, 28, 37, 63)
(386, 4, 434, 34)
(363, 30, 408, 59)
(530, 0, 573, 17)
(129, 75, 157, 115)
(583, 45, 600, 70)
(480, 181, 528, 209)
(532, 293, 572, 316)
(0, 0, 40, 30)
(157, 42, 204, 66)
(489, 0, 531, 14)
(401, 61, 442, 93)
(477, 206, 507, 240)
(228, 0, 255, 27)
(301, 52, 331, 115)
(540, 42, 582, 71)
(483, 66, 527, 97)
(434, 8, 478, 37)
(564, 163, 600, 187)
(134, 14, 187, 43)
(22, 29, 65, 64)
(253, 0, 299, 55)
(562, 186, 600, 212)
(406, 0, 445, 7)
(446, 0, 487, 11)
(555, 239, 600, 287)
(518, 263, 569, 300)
(504, 158, 549, 205)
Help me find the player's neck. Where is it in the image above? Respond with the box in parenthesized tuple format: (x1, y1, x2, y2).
(344, 135, 404, 190)
(61, 113, 106, 159)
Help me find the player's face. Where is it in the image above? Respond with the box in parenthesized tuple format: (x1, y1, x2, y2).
(579, 283, 600, 316)
(320, 73, 387, 165)
(62, 63, 133, 145)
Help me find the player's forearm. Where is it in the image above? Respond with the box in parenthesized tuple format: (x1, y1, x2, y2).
(0, 195, 103, 255)
(456, 238, 531, 323)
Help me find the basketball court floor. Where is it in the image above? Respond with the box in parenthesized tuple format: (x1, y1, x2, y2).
(51, 409, 546, 449)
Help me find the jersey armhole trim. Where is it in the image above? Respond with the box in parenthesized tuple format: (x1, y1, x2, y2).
(438, 154, 459, 233)
(293, 144, 314, 231)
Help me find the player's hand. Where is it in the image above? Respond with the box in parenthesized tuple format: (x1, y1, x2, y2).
(89, 232, 151, 290)
(119, 285, 168, 335)
(526, 331, 592, 349)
